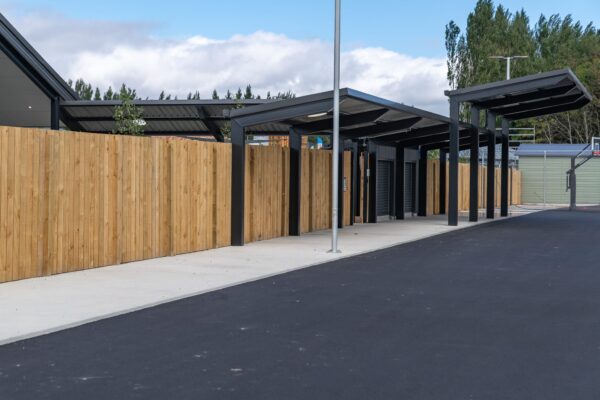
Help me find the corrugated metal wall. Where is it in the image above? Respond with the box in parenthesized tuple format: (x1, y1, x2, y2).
(520, 156, 600, 204)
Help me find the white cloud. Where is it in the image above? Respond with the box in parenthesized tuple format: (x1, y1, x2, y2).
(6, 10, 450, 114)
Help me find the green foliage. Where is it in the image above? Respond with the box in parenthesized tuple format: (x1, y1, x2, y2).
(69, 77, 297, 109)
(219, 99, 245, 142)
(103, 86, 115, 100)
(446, 0, 600, 144)
(113, 98, 145, 136)
(244, 84, 254, 99)
(187, 90, 201, 100)
(71, 78, 94, 100)
(273, 90, 296, 100)
(118, 83, 137, 101)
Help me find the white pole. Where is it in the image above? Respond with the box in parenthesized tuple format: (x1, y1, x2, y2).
(506, 57, 511, 80)
(330, 0, 341, 253)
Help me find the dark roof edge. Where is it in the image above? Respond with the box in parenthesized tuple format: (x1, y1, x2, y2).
(0, 12, 78, 100)
(230, 87, 451, 125)
(345, 88, 451, 124)
(61, 99, 272, 107)
(444, 68, 592, 101)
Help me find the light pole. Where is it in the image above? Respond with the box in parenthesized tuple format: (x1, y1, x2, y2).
(330, 0, 341, 253)
(489, 55, 528, 80)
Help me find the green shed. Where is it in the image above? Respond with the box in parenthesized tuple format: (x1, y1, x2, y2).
(516, 144, 600, 205)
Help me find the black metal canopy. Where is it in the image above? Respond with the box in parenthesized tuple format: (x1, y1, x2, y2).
(230, 88, 485, 149)
(445, 68, 592, 121)
(444, 68, 593, 228)
(61, 99, 268, 141)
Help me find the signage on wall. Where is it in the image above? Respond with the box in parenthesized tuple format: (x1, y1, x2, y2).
(343, 177, 347, 192)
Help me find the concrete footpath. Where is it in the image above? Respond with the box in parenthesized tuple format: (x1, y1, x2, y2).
(0, 212, 527, 345)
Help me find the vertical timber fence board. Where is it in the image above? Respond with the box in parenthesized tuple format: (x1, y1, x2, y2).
(2, 124, 509, 284)
(0, 127, 234, 283)
(428, 160, 522, 215)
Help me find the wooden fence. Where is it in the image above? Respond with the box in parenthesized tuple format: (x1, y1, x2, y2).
(0, 127, 351, 283)
(0, 128, 233, 283)
(244, 146, 352, 242)
(0, 125, 521, 283)
(426, 160, 522, 215)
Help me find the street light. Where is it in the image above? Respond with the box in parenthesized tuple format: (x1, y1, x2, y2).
(489, 55, 528, 80)
(330, 0, 341, 253)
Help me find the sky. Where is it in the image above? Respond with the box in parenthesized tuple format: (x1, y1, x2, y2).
(1, 0, 598, 114)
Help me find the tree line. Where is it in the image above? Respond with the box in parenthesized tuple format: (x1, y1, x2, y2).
(68, 79, 295, 102)
(445, 0, 600, 144)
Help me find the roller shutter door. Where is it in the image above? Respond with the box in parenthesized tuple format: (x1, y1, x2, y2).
(404, 162, 415, 212)
(376, 161, 392, 216)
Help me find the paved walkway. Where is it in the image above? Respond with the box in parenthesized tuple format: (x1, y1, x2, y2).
(1, 208, 598, 400)
(0, 213, 512, 345)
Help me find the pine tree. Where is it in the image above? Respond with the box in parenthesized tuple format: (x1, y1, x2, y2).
(93, 88, 102, 101)
(225, 90, 233, 100)
(244, 84, 253, 99)
(235, 88, 243, 100)
(274, 90, 296, 100)
(73, 78, 93, 100)
(445, 0, 600, 143)
(159, 91, 165, 100)
(212, 89, 219, 99)
(104, 86, 114, 101)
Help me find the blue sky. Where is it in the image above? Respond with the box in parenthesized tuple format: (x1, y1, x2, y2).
(2, 0, 597, 115)
(8, 0, 599, 58)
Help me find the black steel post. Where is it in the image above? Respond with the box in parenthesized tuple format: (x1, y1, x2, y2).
(338, 139, 345, 229)
(231, 121, 245, 246)
(500, 118, 510, 217)
(351, 141, 359, 225)
(362, 145, 369, 222)
(51, 96, 60, 130)
(486, 111, 496, 219)
(289, 128, 302, 236)
(569, 157, 577, 211)
(448, 99, 460, 226)
(395, 145, 405, 219)
(469, 106, 480, 222)
(439, 149, 447, 215)
(368, 142, 377, 223)
(418, 147, 427, 217)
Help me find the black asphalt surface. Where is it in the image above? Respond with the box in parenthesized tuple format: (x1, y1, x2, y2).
(2, 209, 600, 399)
